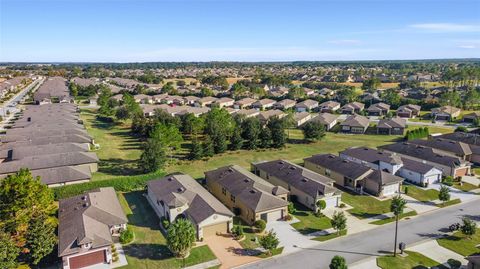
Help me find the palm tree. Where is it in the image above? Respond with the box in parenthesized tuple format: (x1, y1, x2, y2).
(166, 218, 196, 259)
(390, 195, 407, 256)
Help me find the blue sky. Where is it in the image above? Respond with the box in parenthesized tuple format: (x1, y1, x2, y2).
(1, 0, 479, 62)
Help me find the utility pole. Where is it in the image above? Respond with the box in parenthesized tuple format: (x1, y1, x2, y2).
(393, 183, 401, 257)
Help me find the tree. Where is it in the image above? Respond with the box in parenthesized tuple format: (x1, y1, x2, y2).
(161, 82, 176, 95)
(268, 117, 286, 148)
(166, 218, 196, 258)
(202, 136, 215, 157)
(25, 212, 56, 265)
(259, 127, 272, 148)
(200, 87, 213, 97)
(329, 255, 348, 269)
(212, 133, 228, 154)
(259, 230, 280, 256)
(381, 88, 402, 107)
(439, 185, 451, 205)
(302, 121, 326, 141)
(362, 78, 381, 91)
(331, 211, 347, 235)
(0, 169, 54, 237)
(204, 108, 235, 152)
(0, 232, 19, 269)
(138, 139, 167, 173)
(116, 93, 142, 121)
(390, 195, 406, 256)
(460, 217, 477, 238)
(229, 127, 243, 150)
(181, 113, 204, 137)
(188, 140, 203, 160)
(150, 123, 183, 158)
(316, 200, 326, 216)
(439, 91, 462, 108)
(242, 117, 261, 149)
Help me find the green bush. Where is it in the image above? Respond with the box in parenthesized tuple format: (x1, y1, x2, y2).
(447, 259, 461, 269)
(119, 228, 134, 244)
(254, 219, 266, 233)
(232, 225, 244, 238)
(404, 186, 409, 195)
(161, 217, 170, 229)
(442, 176, 454, 186)
(287, 202, 296, 214)
(53, 171, 165, 200)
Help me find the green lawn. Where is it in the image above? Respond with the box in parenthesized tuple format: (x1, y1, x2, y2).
(403, 185, 439, 202)
(437, 228, 480, 256)
(370, 211, 417, 225)
(453, 181, 479, 192)
(312, 229, 347, 242)
(233, 218, 260, 250)
(377, 251, 448, 269)
(437, 198, 461, 208)
(342, 191, 392, 219)
(166, 129, 407, 179)
(81, 109, 142, 181)
(290, 203, 332, 234)
(117, 191, 217, 269)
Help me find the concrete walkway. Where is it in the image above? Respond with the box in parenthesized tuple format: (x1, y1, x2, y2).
(111, 243, 128, 268)
(408, 240, 468, 267)
(425, 182, 478, 202)
(266, 219, 319, 254)
(402, 194, 438, 214)
(349, 257, 380, 269)
(323, 207, 376, 234)
(462, 175, 480, 186)
(184, 259, 221, 269)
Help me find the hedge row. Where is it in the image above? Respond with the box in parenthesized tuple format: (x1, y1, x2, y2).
(405, 127, 429, 140)
(53, 171, 165, 200)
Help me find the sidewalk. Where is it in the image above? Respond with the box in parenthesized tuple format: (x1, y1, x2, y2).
(408, 240, 467, 267)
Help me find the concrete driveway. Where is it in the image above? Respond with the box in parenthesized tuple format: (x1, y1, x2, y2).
(408, 240, 467, 266)
(425, 182, 478, 202)
(266, 219, 318, 254)
(401, 194, 437, 214)
(205, 235, 260, 269)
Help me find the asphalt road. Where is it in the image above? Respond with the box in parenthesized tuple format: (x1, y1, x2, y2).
(238, 198, 480, 269)
(0, 78, 43, 116)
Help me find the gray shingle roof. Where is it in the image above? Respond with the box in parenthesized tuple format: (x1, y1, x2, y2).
(304, 154, 373, 180)
(340, 147, 403, 165)
(377, 118, 406, 129)
(408, 138, 473, 156)
(340, 114, 370, 128)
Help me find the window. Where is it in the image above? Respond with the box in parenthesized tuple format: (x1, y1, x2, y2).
(325, 169, 331, 177)
(222, 188, 226, 195)
(230, 194, 236, 203)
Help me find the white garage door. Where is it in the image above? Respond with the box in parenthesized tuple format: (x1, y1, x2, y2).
(323, 196, 339, 208)
(261, 210, 283, 222)
(424, 174, 440, 184)
(383, 184, 398, 196)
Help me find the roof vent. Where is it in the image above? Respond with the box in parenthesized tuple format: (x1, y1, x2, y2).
(83, 203, 89, 207)
(177, 187, 185, 192)
(278, 161, 284, 164)
(243, 179, 249, 183)
(289, 167, 295, 170)
(250, 190, 256, 194)
(82, 195, 87, 201)
(328, 155, 334, 158)
(301, 179, 307, 182)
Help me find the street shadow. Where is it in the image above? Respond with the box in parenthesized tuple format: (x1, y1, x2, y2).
(122, 243, 172, 261)
(293, 246, 381, 257)
(98, 158, 141, 176)
(122, 192, 164, 231)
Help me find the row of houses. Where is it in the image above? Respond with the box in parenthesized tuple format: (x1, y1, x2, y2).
(0, 76, 32, 99)
(0, 103, 99, 186)
(34, 77, 72, 104)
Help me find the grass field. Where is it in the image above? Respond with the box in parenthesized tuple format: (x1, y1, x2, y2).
(453, 181, 479, 192)
(437, 228, 480, 256)
(342, 191, 392, 219)
(81, 110, 143, 181)
(402, 185, 439, 202)
(290, 203, 332, 234)
(377, 251, 448, 269)
(117, 191, 217, 269)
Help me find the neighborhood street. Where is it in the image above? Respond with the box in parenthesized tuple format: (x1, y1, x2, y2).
(238, 197, 480, 269)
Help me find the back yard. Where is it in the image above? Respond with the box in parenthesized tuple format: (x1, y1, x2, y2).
(117, 191, 217, 269)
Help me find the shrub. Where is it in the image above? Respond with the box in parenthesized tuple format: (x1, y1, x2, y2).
(254, 219, 267, 233)
(442, 176, 454, 186)
(287, 202, 296, 214)
(339, 203, 346, 208)
(447, 259, 461, 269)
(232, 225, 244, 239)
(161, 217, 170, 229)
(112, 256, 119, 263)
(53, 171, 165, 200)
(454, 126, 468, 133)
(259, 230, 279, 256)
(284, 214, 293, 221)
(119, 228, 134, 244)
(404, 186, 409, 195)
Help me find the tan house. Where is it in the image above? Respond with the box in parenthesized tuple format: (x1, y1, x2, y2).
(396, 104, 421, 118)
(293, 112, 312, 127)
(431, 106, 461, 121)
(195, 96, 218, 107)
(308, 113, 339, 131)
(296, 99, 319, 112)
(340, 102, 365, 114)
(205, 165, 289, 225)
(319, 101, 340, 113)
(147, 174, 234, 240)
(215, 97, 235, 108)
(340, 114, 369, 134)
(252, 98, 276, 110)
(274, 99, 297, 110)
(257, 109, 286, 124)
(234, 98, 257, 109)
(252, 160, 341, 210)
(58, 187, 128, 269)
(234, 109, 260, 118)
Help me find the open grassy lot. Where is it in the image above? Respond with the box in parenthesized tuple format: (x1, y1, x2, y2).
(290, 203, 332, 234)
(437, 228, 480, 256)
(117, 191, 217, 269)
(403, 185, 439, 202)
(81, 109, 143, 181)
(377, 251, 448, 269)
(166, 129, 406, 179)
(342, 191, 392, 219)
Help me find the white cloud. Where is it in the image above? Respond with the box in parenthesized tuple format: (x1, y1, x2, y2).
(459, 45, 476, 49)
(409, 23, 480, 33)
(327, 39, 361, 45)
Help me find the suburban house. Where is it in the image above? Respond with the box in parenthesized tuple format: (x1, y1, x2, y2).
(467, 254, 480, 269)
(431, 106, 461, 121)
(340, 147, 442, 186)
(318, 101, 340, 113)
(379, 142, 471, 177)
(58, 187, 128, 269)
(463, 112, 480, 123)
(234, 109, 260, 118)
(252, 98, 276, 110)
(437, 132, 480, 147)
(195, 96, 218, 107)
(376, 117, 406, 135)
(340, 102, 365, 114)
(273, 99, 297, 110)
(234, 98, 257, 109)
(293, 112, 312, 127)
(308, 113, 339, 131)
(295, 99, 319, 112)
(183, 95, 200, 105)
(304, 154, 402, 197)
(252, 160, 341, 210)
(366, 102, 390, 116)
(147, 174, 234, 240)
(396, 104, 421, 118)
(134, 94, 153, 104)
(340, 114, 370, 134)
(408, 138, 480, 165)
(215, 97, 235, 108)
(257, 109, 286, 124)
(205, 165, 289, 225)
